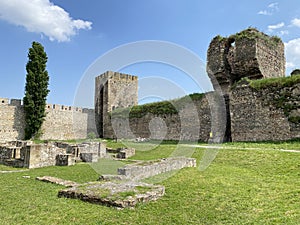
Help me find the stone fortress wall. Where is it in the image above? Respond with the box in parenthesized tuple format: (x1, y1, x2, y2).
(0, 98, 97, 142)
(98, 78, 299, 142)
(109, 94, 213, 142)
(230, 80, 300, 141)
(0, 98, 25, 141)
(95, 28, 299, 142)
(0, 28, 299, 143)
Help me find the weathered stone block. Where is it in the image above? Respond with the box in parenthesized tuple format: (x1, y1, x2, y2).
(58, 181, 165, 208)
(117, 157, 196, 181)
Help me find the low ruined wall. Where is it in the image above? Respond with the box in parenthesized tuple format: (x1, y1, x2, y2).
(0, 146, 13, 162)
(117, 157, 196, 181)
(230, 81, 300, 141)
(55, 154, 75, 166)
(23, 144, 66, 169)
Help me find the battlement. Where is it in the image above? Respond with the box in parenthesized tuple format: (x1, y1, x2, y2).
(45, 104, 84, 112)
(0, 98, 22, 106)
(95, 71, 138, 137)
(96, 71, 138, 82)
(0, 97, 93, 113)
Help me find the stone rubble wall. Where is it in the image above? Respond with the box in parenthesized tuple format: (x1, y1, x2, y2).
(256, 39, 285, 79)
(106, 96, 212, 142)
(0, 146, 13, 162)
(0, 141, 106, 169)
(55, 154, 75, 166)
(78, 142, 107, 162)
(206, 28, 285, 94)
(230, 82, 300, 141)
(22, 144, 66, 169)
(102, 80, 299, 142)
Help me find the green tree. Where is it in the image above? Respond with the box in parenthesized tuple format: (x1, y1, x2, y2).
(23, 41, 50, 140)
(291, 69, 300, 76)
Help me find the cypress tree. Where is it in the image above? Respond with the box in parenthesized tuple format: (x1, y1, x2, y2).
(23, 41, 50, 140)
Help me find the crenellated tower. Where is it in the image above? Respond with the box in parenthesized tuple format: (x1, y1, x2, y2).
(94, 71, 138, 138)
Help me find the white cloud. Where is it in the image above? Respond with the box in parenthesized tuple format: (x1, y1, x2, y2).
(291, 18, 300, 28)
(258, 10, 271, 16)
(258, 2, 279, 16)
(285, 38, 300, 72)
(268, 2, 279, 10)
(279, 30, 289, 36)
(0, 0, 92, 42)
(268, 22, 285, 32)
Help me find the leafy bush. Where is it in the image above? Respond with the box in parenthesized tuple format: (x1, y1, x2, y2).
(291, 69, 300, 76)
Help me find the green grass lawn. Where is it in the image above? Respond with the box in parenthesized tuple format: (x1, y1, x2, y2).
(0, 141, 299, 224)
(0, 164, 27, 171)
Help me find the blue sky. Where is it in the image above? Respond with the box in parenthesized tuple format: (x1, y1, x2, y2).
(0, 0, 300, 108)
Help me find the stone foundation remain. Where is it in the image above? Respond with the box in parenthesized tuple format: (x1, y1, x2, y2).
(36, 176, 79, 187)
(58, 181, 165, 208)
(36, 157, 197, 208)
(117, 157, 196, 181)
(0, 141, 106, 169)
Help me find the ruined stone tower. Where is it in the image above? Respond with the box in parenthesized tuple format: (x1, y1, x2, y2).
(95, 71, 138, 138)
(207, 28, 285, 94)
(206, 28, 286, 142)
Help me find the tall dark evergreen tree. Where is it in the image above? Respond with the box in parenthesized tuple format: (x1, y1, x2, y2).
(23, 42, 50, 140)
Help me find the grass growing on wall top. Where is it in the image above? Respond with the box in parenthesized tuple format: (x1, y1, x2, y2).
(249, 74, 300, 90)
(228, 27, 282, 46)
(112, 93, 205, 118)
(214, 27, 282, 46)
(234, 75, 300, 124)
